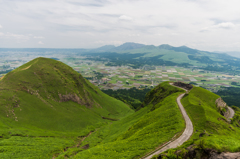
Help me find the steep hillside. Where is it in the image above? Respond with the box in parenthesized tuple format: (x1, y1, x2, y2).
(55, 82, 186, 159)
(0, 57, 133, 158)
(182, 87, 240, 151)
(158, 87, 240, 158)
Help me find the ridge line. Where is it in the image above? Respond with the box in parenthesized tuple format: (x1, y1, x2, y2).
(142, 83, 193, 159)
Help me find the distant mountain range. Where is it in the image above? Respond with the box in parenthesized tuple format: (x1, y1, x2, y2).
(83, 42, 240, 74)
(93, 42, 240, 59)
(0, 42, 238, 59)
(1, 42, 240, 74)
(216, 51, 240, 58)
(91, 42, 205, 54)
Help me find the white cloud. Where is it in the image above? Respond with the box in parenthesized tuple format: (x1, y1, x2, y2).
(216, 22, 236, 29)
(34, 36, 45, 39)
(3, 32, 30, 40)
(0, 0, 240, 51)
(119, 15, 133, 21)
(128, 34, 140, 37)
(171, 32, 180, 36)
(38, 41, 44, 44)
(0, 25, 2, 29)
(95, 40, 123, 45)
(200, 22, 237, 32)
(0, 32, 30, 44)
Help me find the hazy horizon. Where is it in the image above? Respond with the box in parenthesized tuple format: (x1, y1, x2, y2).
(1, 42, 240, 56)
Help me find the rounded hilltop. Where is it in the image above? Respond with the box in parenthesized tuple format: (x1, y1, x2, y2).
(0, 57, 133, 134)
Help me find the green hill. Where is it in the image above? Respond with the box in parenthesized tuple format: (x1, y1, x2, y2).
(58, 82, 186, 158)
(0, 57, 133, 158)
(1, 59, 240, 159)
(62, 82, 240, 159)
(158, 86, 240, 158)
(182, 87, 240, 150)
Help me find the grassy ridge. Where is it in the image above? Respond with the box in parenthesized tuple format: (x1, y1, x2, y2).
(181, 87, 240, 152)
(56, 82, 186, 159)
(0, 57, 133, 158)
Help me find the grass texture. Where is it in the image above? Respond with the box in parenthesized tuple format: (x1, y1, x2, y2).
(0, 57, 133, 158)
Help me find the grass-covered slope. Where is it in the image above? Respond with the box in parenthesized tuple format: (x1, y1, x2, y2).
(180, 87, 240, 152)
(0, 57, 133, 158)
(159, 87, 240, 158)
(54, 82, 186, 159)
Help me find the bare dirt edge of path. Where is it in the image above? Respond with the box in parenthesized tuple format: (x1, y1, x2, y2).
(142, 83, 193, 159)
(140, 130, 184, 159)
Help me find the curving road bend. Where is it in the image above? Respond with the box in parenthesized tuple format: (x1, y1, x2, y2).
(144, 90, 193, 159)
(227, 106, 235, 121)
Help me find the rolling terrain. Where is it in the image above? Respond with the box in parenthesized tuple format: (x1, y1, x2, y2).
(2, 46, 240, 109)
(0, 57, 240, 158)
(69, 82, 186, 159)
(61, 81, 240, 159)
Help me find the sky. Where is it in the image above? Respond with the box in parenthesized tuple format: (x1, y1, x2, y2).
(0, 0, 240, 52)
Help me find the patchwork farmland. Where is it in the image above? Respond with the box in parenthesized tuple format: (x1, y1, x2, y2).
(0, 53, 239, 93)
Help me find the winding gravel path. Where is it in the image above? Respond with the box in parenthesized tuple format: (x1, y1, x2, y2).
(227, 106, 235, 121)
(143, 86, 193, 159)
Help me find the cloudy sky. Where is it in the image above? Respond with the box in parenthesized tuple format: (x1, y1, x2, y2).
(0, 0, 240, 51)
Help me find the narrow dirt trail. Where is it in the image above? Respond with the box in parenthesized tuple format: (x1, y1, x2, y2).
(143, 85, 193, 159)
(76, 131, 93, 147)
(52, 131, 94, 159)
